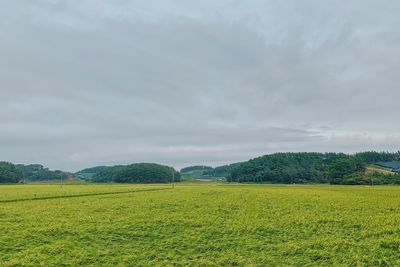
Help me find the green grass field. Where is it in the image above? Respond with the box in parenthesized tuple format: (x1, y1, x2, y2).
(1, 184, 400, 266)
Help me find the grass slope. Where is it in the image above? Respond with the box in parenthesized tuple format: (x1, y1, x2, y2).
(1, 184, 400, 265)
(366, 165, 395, 175)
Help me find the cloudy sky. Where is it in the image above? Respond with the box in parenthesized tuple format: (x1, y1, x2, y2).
(1, 0, 400, 171)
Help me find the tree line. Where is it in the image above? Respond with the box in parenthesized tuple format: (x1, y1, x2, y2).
(180, 163, 243, 180)
(1, 151, 400, 184)
(90, 163, 180, 183)
(228, 151, 400, 185)
(0, 163, 73, 183)
(0, 161, 180, 184)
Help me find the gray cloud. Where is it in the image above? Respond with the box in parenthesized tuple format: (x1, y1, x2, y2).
(1, 0, 400, 171)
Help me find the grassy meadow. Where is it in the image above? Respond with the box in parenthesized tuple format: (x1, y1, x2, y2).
(1, 184, 400, 266)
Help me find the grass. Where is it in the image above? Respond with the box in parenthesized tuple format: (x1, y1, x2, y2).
(1, 184, 400, 266)
(366, 165, 395, 175)
(0, 184, 164, 202)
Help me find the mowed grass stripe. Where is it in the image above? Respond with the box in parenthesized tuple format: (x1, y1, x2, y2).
(0, 187, 171, 203)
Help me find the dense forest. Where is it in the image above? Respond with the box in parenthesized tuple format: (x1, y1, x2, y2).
(91, 163, 180, 183)
(229, 152, 348, 183)
(16, 164, 73, 182)
(0, 162, 23, 183)
(75, 166, 108, 180)
(1, 151, 400, 184)
(180, 163, 243, 180)
(355, 151, 400, 164)
(206, 163, 243, 177)
(0, 162, 73, 183)
(229, 151, 400, 185)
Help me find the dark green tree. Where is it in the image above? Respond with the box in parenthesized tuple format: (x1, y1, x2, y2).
(92, 163, 180, 184)
(15, 164, 72, 182)
(229, 152, 349, 184)
(0, 162, 23, 183)
(327, 158, 366, 184)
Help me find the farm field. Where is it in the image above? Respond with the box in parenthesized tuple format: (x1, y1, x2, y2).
(1, 184, 400, 266)
(0, 184, 164, 202)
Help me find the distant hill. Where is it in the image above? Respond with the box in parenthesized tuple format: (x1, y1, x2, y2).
(355, 151, 400, 163)
(2, 150, 400, 185)
(180, 166, 213, 173)
(213, 163, 243, 177)
(366, 165, 394, 175)
(230, 152, 348, 183)
(180, 166, 213, 181)
(229, 151, 400, 185)
(180, 163, 244, 181)
(88, 163, 180, 184)
(75, 166, 108, 180)
(16, 164, 74, 182)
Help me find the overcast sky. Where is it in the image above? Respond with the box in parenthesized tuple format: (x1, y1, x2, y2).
(1, 0, 400, 171)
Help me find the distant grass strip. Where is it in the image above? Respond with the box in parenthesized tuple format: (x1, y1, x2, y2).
(0, 187, 171, 203)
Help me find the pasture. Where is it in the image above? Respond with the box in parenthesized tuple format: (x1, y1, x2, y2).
(1, 184, 400, 266)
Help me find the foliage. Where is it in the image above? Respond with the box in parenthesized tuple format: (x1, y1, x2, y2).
(230, 152, 349, 183)
(180, 166, 214, 181)
(15, 164, 73, 182)
(92, 163, 180, 183)
(228, 152, 400, 184)
(0, 162, 23, 183)
(77, 166, 109, 174)
(327, 157, 366, 184)
(207, 163, 243, 177)
(337, 172, 400, 185)
(180, 166, 213, 173)
(75, 166, 108, 180)
(3, 185, 400, 265)
(355, 151, 400, 164)
(180, 163, 243, 181)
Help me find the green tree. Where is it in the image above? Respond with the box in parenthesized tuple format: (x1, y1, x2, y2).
(92, 163, 180, 184)
(229, 152, 349, 184)
(327, 158, 366, 184)
(15, 164, 73, 182)
(0, 162, 23, 183)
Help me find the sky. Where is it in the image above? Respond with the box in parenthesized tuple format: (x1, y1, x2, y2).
(1, 0, 400, 171)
